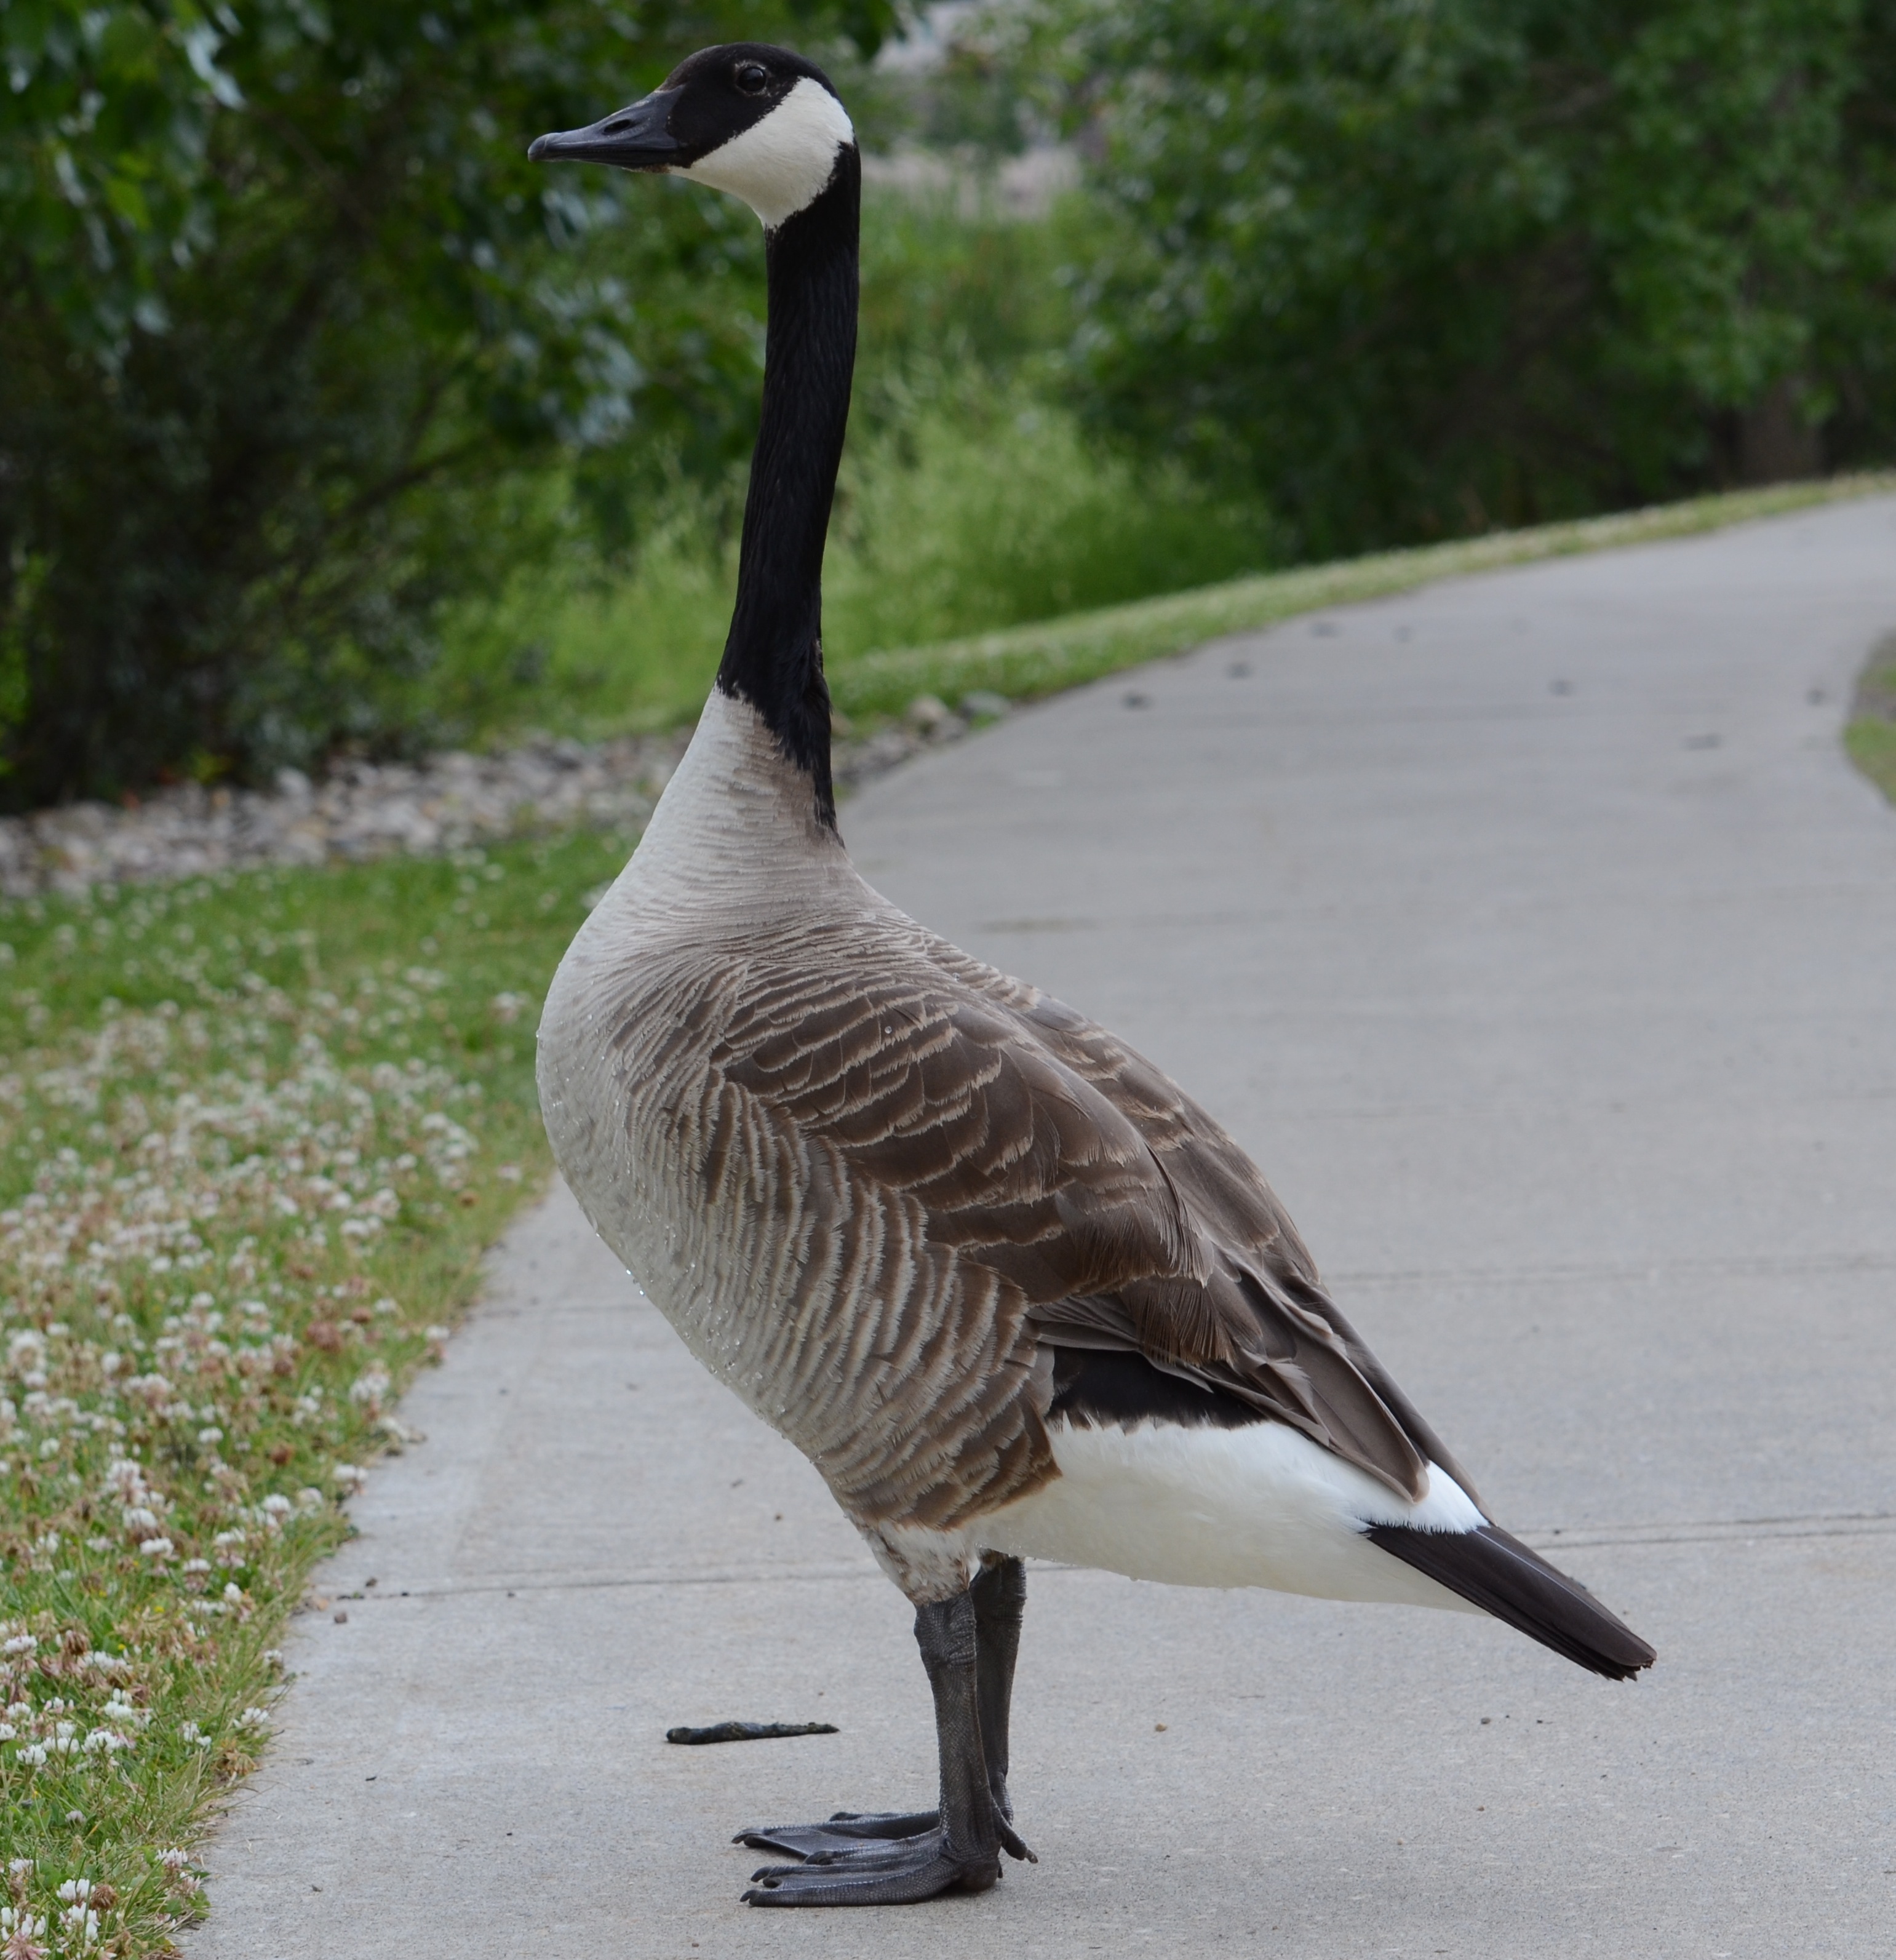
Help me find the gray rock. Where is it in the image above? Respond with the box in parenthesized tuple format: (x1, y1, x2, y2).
(0, 714, 968, 898)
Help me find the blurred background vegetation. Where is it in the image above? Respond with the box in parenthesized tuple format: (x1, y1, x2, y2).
(4, 0, 1895, 809)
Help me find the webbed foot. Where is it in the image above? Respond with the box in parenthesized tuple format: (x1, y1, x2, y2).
(737, 1806, 1033, 1866)
(743, 1820, 1003, 1905)
(735, 1809, 936, 1861)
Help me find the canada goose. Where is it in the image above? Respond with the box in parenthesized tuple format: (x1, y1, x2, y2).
(529, 46, 1656, 1910)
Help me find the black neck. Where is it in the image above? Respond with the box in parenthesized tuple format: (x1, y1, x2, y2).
(714, 146, 859, 831)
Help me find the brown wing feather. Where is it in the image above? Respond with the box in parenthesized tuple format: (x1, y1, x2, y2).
(918, 930, 1476, 1503)
(707, 920, 1464, 1525)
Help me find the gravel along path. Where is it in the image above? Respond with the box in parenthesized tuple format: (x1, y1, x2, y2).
(0, 694, 998, 899)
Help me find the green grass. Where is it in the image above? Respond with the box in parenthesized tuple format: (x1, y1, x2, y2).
(430, 378, 1273, 743)
(1847, 629, 1896, 807)
(829, 471, 1896, 720)
(437, 461, 1896, 749)
(0, 828, 635, 1956)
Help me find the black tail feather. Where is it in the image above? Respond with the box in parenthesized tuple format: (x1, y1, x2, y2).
(1365, 1521, 1657, 1681)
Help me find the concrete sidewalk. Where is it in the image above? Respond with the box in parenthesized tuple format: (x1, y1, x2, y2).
(189, 499, 1896, 1958)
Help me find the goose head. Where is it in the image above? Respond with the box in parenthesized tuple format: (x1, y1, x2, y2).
(528, 44, 855, 231)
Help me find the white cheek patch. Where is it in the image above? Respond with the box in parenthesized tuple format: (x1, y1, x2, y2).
(682, 75, 854, 229)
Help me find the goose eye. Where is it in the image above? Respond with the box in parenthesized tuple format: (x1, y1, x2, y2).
(733, 61, 770, 96)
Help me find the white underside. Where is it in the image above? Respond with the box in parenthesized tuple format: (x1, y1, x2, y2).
(976, 1419, 1487, 1613)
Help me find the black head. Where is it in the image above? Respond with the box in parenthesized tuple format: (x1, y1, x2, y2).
(528, 44, 854, 229)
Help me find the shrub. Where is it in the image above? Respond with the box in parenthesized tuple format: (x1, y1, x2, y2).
(0, 0, 893, 810)
(1034, 0, 1896, 557)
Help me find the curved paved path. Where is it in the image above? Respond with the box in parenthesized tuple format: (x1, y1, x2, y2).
(191, 498, 1896, 1958)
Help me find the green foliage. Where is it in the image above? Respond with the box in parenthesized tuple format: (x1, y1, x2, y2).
(1034, 0, 1896, 557)
(0, 0, 894, 810)
(856, 188, 1077, 391)
(425, 365, 1274, 740)
(418, 183, 1272, 743)
(826, 372, 1273, 650)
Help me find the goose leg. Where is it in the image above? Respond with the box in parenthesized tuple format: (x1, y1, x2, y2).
(735, 1556, 1029, 1862)
(739, 1584, 1033, 1905)
(971, 1551, 1026, 1822)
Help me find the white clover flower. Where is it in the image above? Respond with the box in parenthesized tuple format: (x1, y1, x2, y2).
(260, 1494, 292, 1519)
(137, 1538, 174, 1561)
(180, 1558, 210, 1575)
(15, 1743, 47, 1766)
(157, 1849, 189, 1871)
(0, 1724, 12, 1742)
(236, 1707, 269, 1729)
(6, 1330, 46, 1369)
(196, 1427, 223, 1446)
(332, 1463, 367, 1494)
(55, 1880, 92, 1905)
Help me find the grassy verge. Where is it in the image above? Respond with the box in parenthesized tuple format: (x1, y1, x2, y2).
(827, 472, 1896, 720)
(0, 827, 634, 1956)
(1847, 629, 1896, 807)
(438, 453, 1893, 749)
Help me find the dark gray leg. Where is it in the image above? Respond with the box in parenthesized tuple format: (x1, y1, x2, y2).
(738, 1582, 1034, 1906)
(736, 1558, 1030, 1865)
(971, 1553, 1026, 1820)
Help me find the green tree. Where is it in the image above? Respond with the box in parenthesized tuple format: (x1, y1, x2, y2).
(1034, 0, 1896, 557)
(0, 0, 894, 807)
